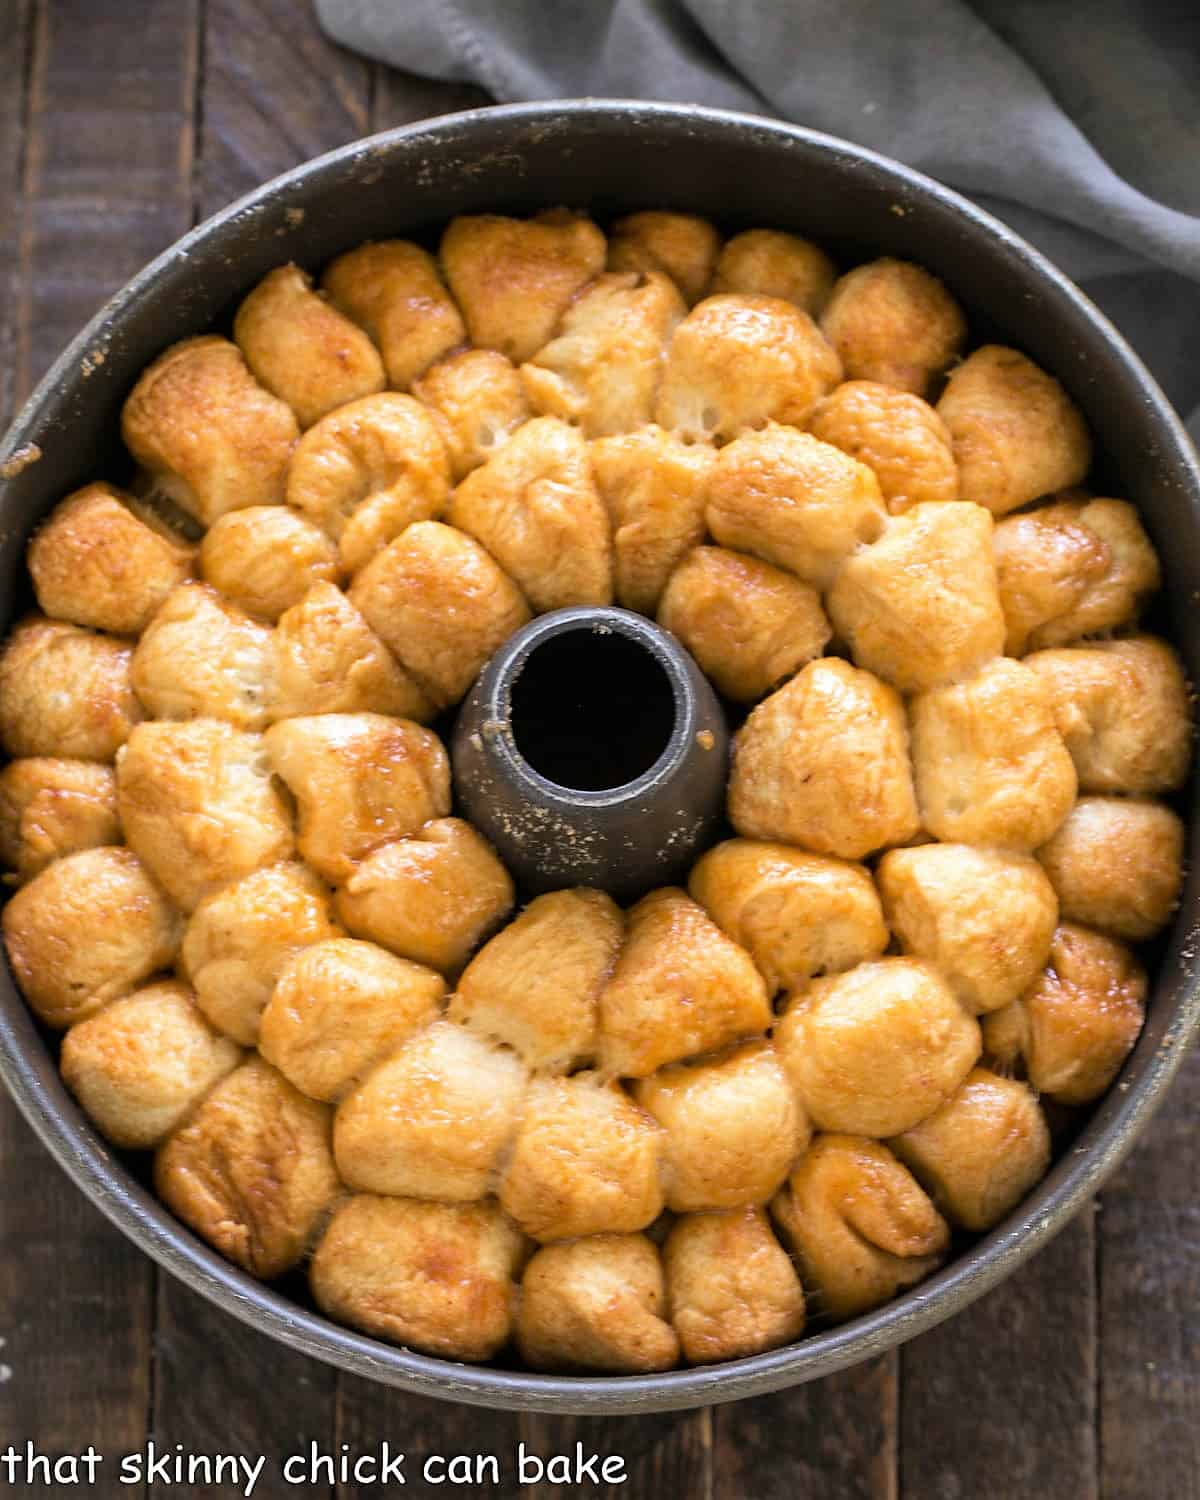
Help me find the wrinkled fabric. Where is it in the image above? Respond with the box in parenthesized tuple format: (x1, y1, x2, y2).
(316, 0, 1200, 436)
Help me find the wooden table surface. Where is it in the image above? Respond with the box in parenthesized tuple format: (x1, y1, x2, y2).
(1, 4, 1197, 1496)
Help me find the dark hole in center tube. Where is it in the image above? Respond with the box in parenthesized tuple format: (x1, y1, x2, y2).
(509, 627, 677, 792)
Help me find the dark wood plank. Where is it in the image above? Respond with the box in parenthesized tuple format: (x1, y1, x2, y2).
(523, 1412, 712, 1500)
(900, 1213, 1099, 1500)
(0, 0, 33, 429)
(1099, 1045, 1200, 1500)
(371, 66, 491, 132)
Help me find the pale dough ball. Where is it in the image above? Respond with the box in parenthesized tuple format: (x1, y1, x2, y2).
(310, 1195, 525, 1362)
(877, 844, 1058, 1015)
(1025, 636, 1192, 795)
(516, 1235, 679, 1374)
(334, 1020, 527, 1201)
(412, 348, 529, 480)
(121, 335, 299, 526)
(982, 922, 1146, 1105)
(688, 838, 887, 995)
(259, 938, 444, 1102)
(520, 270, 685, 436)
(657, 545, 831, 702)
(447, 416, 613, 612)
(607, 210, 721, 305)
(28, 481, 193, 635)
(707, 425, 885, 590)
(728, 658, 919, 861)
(1037, 796, 1184, 941)
(633, 1041, 809, 1212)
(181, 862, 339, 1046)
(0, 615, 141, 761)
(775, 959, 980, 1137)
(656, 294, 842, 442)
(498, 1074, 664, 1241)
(807, 380, 959, 513)
(199, 506, 339, 620)
(910, 657, 1077, 850)
(711, 229, 836, 313)
(155, 1056, 338, 1278)
(828, 502, 1005, 694)
(335, 817, 514, 974)
(664, 1207, 806, 1365)
(590, 424, 714, 615)
(771, 1135, 949, 1322)
(60, 980, 241, 1149)
(936, 345, 1091, 515)
(597, 886, 771, 1078)
(264, 712, 450, 883)
(891, 1068, 1051, 1232)
(116, 719, 294, 911)
(2, 846, 180, 1029)
(449, 888, 623, 1071)
(233, 262, 385, 428)
(440, 210, 606, 364)
(820, 258, 966, 395)
(0, 757, 120, 882)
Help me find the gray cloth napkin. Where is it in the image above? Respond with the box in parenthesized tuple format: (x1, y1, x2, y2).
(316, 0, 1200, 438)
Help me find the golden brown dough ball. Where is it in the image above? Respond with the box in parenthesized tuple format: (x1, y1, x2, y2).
(728, 658, 919, 860)
(590, 425, 714, 614)
(607, 210, 721, 305)
(707, 425, 886, 590)
(820, 258, 966, 395)
(1036, 796, 1183, 941)
(199, 506, 339, 620)
(775, 959, 980, 1137)
(440, 210, 607, 364)
(633, 1041, 808, 1212)
(982, 923, 1146, 1105)
(335, 817, 514, 974)
(116, 719, 294, 911)
(121, 335, 299, 526)
(658, 546, 831, 702)
(270, 582, 433, 723)
(516, 1235, 679, 1374)
(350, 521, 531, 708)
(0, 615, 140, 761)
(449, 888, 623, 1071)
(0, 757, 120, 882)
(878, 844, 1058, 1015)
(664, 1207, 806, 1365)
(891, 1068, 1051, 1232)
(828, 502, 1005, 694)
(131, 583, 275, 732)
(521, 271, 684, 436)
(2, 846, 180, 1029)
(264, 712, 450, 883)
(711, 229, 836, 312)
(448, 416, 613, 612)
(412, 348, 529, 480)
(310, 1195, 525, 1361)
(181, 862, 339, 1046)
(498, 1074, 664, 1241)
(656, 294, 842, 442)
(688, 839, 888, 995)
(993, 496, 1160, 655)
(28, 481, 194, 635)
(60, 980, 241, 1149)
(321, 239, 466, 390)
(807, 380, 959, 514)
(771, 1135, 949, 1322)
(936, 346, 1091, 515)
(285, 392, 451, 575)
(233, 263, 386, 428)
(155, 1055, 338, 1278)
(910, 657, 1077, 850)
(597, 887, 771, 1078)
(1025, 636, 1191, 796)
(334, 1020, 526, 1200)
(259, 938, 444, 1102)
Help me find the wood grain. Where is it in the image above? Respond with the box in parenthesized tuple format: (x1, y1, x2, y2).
(0, 0, 32, 429)
(372, 67, 491, 132)
(523, 1412, 713, 1500)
